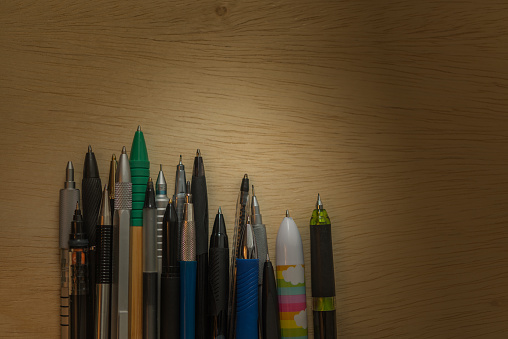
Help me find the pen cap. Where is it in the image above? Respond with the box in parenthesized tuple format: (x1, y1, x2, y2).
(276, 217, 304, 266)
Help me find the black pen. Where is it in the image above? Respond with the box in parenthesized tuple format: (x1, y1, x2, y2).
(310, 194, 337, 339)
(262, 253, 281, 339)
(108, 154, 117, 225)
(209, 207, 229, 339)
(69, 202, 88, 339)
(82, 145, 102, 338)
(160, 199, 179, 338)
(192, 149, 209, 338)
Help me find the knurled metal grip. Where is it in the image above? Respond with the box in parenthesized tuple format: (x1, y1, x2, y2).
(115, 182, 132, 210)
(181, 220, 196, 261)
(82, 177, 102, 246)
(252, 224, 267, 285)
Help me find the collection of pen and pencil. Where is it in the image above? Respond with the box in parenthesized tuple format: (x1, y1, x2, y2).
(59, 126, 337, 339)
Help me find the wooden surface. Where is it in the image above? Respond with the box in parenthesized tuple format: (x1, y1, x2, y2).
(1, 1, 508, 338)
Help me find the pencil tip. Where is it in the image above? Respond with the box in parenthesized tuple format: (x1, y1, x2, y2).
(218, 206, 222, 214)
(121, 146, 126, 154)
(137, 125, 141, 131)
(286, 209, 290, 217)
(196, 149, 201, 156)
(88, 145, 92, 152)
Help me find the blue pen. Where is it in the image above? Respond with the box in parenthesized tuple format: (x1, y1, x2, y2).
(235, 215, 259, 339)
(180, 181, 197, 339)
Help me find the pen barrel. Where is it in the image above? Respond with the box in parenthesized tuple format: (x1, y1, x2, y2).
(143, 208, 157, 271)
(235, 258, 259, 339)
(61, 249, 70, 339)
(160, 273, 180, 339)
(209, 247, 229, 338)
(310, 223, 336, 298)
(69, 249, 88, 339)
(310, 223, 337, 338)
(180, 261, 197, 339)
(156, 196, 169, 273)
(196, 253, 209, 338)
(143, 272, 158, 339)
(95, 284, 111, 339)
(263, 261, 281, 339)
(71, 294, 88, 339)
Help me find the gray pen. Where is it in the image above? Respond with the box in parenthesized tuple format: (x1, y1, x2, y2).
(143, 178, 157, 339)
(155, 165, 169, 338)
(95, 185, 112, 339)
(111, 146, 131, 339)
(250, 185, 268, 332)
(60, 161, 80, 339)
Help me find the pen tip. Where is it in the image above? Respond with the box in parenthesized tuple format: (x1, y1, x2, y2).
(104, 184, 108, 190)
(67, 161, 73, 169)
(266, 253, 270, 261)
(160, 164, 163, 171)
(112, 154, 116, 161)
(196, 149, 201, 156)
(76, 201, 79, 210)
(244, 173, 248, 179)
(148, 177, 152, 182)
(252, 185, 255, 196)
(316, 193, 323, 209)
(121, 146, 126, 154)
(247, 215, 251, 224)
(286, 209, 290, 217)
(88, 145, 92, 152)
(179, 155, 183, 164)
(168, 198, 173, 204)
(218, 206, 222, 214)
(137, 125, 141, 131)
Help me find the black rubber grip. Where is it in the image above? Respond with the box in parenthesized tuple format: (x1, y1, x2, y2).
(96, 225, 112, 284)
(310, 224, 336, 297)
(143, 272, 158, 339)
(196, 252, 209, 339)
(82, 177, 102, 246)
(160, 275, 180, 339)
(191, 175, 208, 255)
(209, 247, 229, 337)
(313, 310, 337, 339)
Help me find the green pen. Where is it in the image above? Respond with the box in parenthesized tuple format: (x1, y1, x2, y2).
(129, 125, 150, 339)
(310, 194, 337, 339)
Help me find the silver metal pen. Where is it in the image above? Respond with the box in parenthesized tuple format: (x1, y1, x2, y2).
(111, 146, 131, 339)
(172, 155, 187, 262)
(60, 161, 80, 339)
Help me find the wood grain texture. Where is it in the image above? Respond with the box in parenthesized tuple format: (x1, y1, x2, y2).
(1, 1, 508, 338)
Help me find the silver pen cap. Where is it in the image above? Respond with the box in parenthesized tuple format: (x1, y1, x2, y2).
(250, 185, 262, 225)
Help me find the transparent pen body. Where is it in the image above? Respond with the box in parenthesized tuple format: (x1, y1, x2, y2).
(69, 248, 88, 339)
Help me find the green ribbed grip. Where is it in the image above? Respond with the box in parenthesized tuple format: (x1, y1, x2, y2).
(130, 128, 149, 227)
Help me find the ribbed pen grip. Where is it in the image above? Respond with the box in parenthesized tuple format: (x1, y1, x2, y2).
(96, 225, 112, 284)
(236, 259, 259, 339)
(59, 189, 80, 248)
(115, 182, 132, 210)
(252, 224, 267, 285)
(310, 224, 336, 297)
(82, 177, 102, 245)
(209, 248, 229, 316)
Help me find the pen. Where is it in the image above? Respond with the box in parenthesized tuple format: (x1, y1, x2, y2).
(276, 210, 308, 339)
(228, 174, 250, 339)
(310, 194, 337, 339)
(180, 182, 197, 339)
(82, 145, 102, 338)
(60, 161, 80, 339)
(155, 165, 169, 337)
(235, 215, 259, 339)
(209, 207, 229, 339)
(95, 185, 112, 339)
(108, 154, 117, 225)
(160, 199, 179, 339)
(250, 185, 268, 331)
(143, 178, 158, 339)
(173, 155, 187, 262)
(192, 149, 209, 339)
(262, 253, 281, 339)
(111, 146, 131, 339)
(130, 125, 150, 339)
(69, 202, 88, 339)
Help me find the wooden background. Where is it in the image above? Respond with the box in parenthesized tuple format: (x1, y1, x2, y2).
(1, 1, 507, 338)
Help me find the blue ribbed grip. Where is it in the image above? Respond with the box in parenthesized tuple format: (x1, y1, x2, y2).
(235, 258, 259, 339)
(180, 261, 197, 339)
